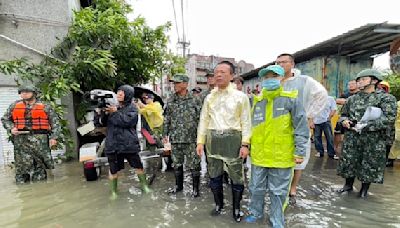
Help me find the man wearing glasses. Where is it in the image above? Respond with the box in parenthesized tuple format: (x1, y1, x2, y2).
(276, 53, 328, 203)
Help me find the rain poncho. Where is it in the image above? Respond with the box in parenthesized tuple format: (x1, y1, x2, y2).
(138, 101, 164, 130)
(282, 74, 328, 170)
(282, 75, 328, 119)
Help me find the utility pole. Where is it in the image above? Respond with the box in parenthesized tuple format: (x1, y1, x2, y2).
(177, 0, 189, 58)
(177, 38, 190, 58)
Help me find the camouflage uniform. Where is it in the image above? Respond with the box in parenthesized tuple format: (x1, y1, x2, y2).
(2, 99, 61, 184)
(337, 90, 397, 183)
(163, 92, 202, 170)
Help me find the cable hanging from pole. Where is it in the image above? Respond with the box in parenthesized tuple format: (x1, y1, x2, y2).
(171, 0, 181, 41)
(181, 0, 186, 42)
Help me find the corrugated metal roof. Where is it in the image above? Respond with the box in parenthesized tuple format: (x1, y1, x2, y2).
(242, 23, 400, 79)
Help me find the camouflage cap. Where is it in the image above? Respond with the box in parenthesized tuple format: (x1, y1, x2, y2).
(170, 74, 189, 83)
(356, 69, 383, 81)
(18, 85, 37, 94)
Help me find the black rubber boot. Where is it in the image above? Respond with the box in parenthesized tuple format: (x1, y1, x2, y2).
(210, 187, 224, 216)
(359, 183, 370, 198)
(386, 159, 394, 167)
(337, 177, 355, 193)
(191, 172, 200, 198)
(232, 185, 243, 222)
(168, 166, 184, 194)
(386, 147, 393, 167)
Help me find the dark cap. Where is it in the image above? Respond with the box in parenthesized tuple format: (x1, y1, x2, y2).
(233, 76, 244, 84)
(205, 70, 214, 77)
(192, 87, 202, 93)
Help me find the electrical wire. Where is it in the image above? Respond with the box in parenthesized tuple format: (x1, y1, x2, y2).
(0, 35, 65, 63)
(180, 0, 186, 42)
(0, 13, 70, 27)
(171, 0, 181, 41)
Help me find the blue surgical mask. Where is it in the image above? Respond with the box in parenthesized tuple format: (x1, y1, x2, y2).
(262, 78, 281, 91)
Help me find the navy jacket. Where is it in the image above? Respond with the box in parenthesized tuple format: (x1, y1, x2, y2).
(102, 85, 140, 154)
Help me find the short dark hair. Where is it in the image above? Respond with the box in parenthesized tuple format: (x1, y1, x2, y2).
(216, 60, 235, 74)
(233, 76, 244, 84)
(277, 53, 295, 63)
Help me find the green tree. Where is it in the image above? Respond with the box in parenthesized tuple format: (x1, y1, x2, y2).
(0, 0, 184, 159)
(384, 72, 400, 100)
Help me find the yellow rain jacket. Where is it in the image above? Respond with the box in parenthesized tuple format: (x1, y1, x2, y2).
(250, 87, 309, 168)
(138, 101, 164, 130)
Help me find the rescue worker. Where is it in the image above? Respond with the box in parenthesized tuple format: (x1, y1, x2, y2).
(245, 65, 309, 227)
(163, 74, 202, 197)
(196, 61, 251, 222)
(276, 53, 328, 202)
(96, 85, 152, 199)
(2, 85, 61, 184)
(337, 69, 397, 198)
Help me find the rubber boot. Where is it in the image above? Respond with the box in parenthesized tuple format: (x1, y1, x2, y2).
(192, 172, 200, 198)
(138, 173, 153, 194)
(359, 182, 370, 198)
(337, 177, 355, 193)
(210, 187, 224, 216)
(386, 147, 394, 167)
(386, 159, 394, 167)
(232, 185, 244, 222)
(110, 178, 118, 200)
(168, 166, 184, 194)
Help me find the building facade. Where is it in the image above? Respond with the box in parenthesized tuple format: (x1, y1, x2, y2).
(185, 54, 254, 91)
(0, 0, 85, 164)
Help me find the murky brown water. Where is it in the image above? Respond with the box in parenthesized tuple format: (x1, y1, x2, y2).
(1, 154, 400, 228)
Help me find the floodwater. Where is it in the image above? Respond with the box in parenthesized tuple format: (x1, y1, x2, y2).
(1, 153, 400, 228)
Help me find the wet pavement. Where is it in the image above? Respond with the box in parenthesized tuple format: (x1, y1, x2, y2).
(1, 152, 400, 228)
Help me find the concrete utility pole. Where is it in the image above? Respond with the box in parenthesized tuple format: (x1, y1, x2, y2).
(178, 38, 190, 58)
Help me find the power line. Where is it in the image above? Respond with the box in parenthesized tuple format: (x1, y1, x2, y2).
(177, 0, 189, 57)
(181, 0, 186, 41)
(171, 0, 181, 41)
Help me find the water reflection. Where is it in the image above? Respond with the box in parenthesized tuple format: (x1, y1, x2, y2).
(0, 155, 399, 227)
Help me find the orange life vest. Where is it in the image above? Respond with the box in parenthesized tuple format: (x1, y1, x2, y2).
(12, 101, 50, 131)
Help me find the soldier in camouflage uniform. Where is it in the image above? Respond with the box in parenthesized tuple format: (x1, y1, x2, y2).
(1, 85, 61, 184)
(337, 69, 397, 198)
(376, 82, 397, 167)
(163, 74, 202, 197)
(199, 71, 215, 103)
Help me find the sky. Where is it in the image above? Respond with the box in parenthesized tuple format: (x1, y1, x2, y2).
(127, 0, 400, 69)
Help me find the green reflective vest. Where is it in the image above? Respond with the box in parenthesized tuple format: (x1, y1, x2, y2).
(251, 87, 299, 168)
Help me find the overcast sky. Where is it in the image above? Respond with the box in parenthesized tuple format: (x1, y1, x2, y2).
(127, 0, 399, 69)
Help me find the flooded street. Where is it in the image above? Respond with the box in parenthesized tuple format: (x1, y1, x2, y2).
(1, 154, 400, 228)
